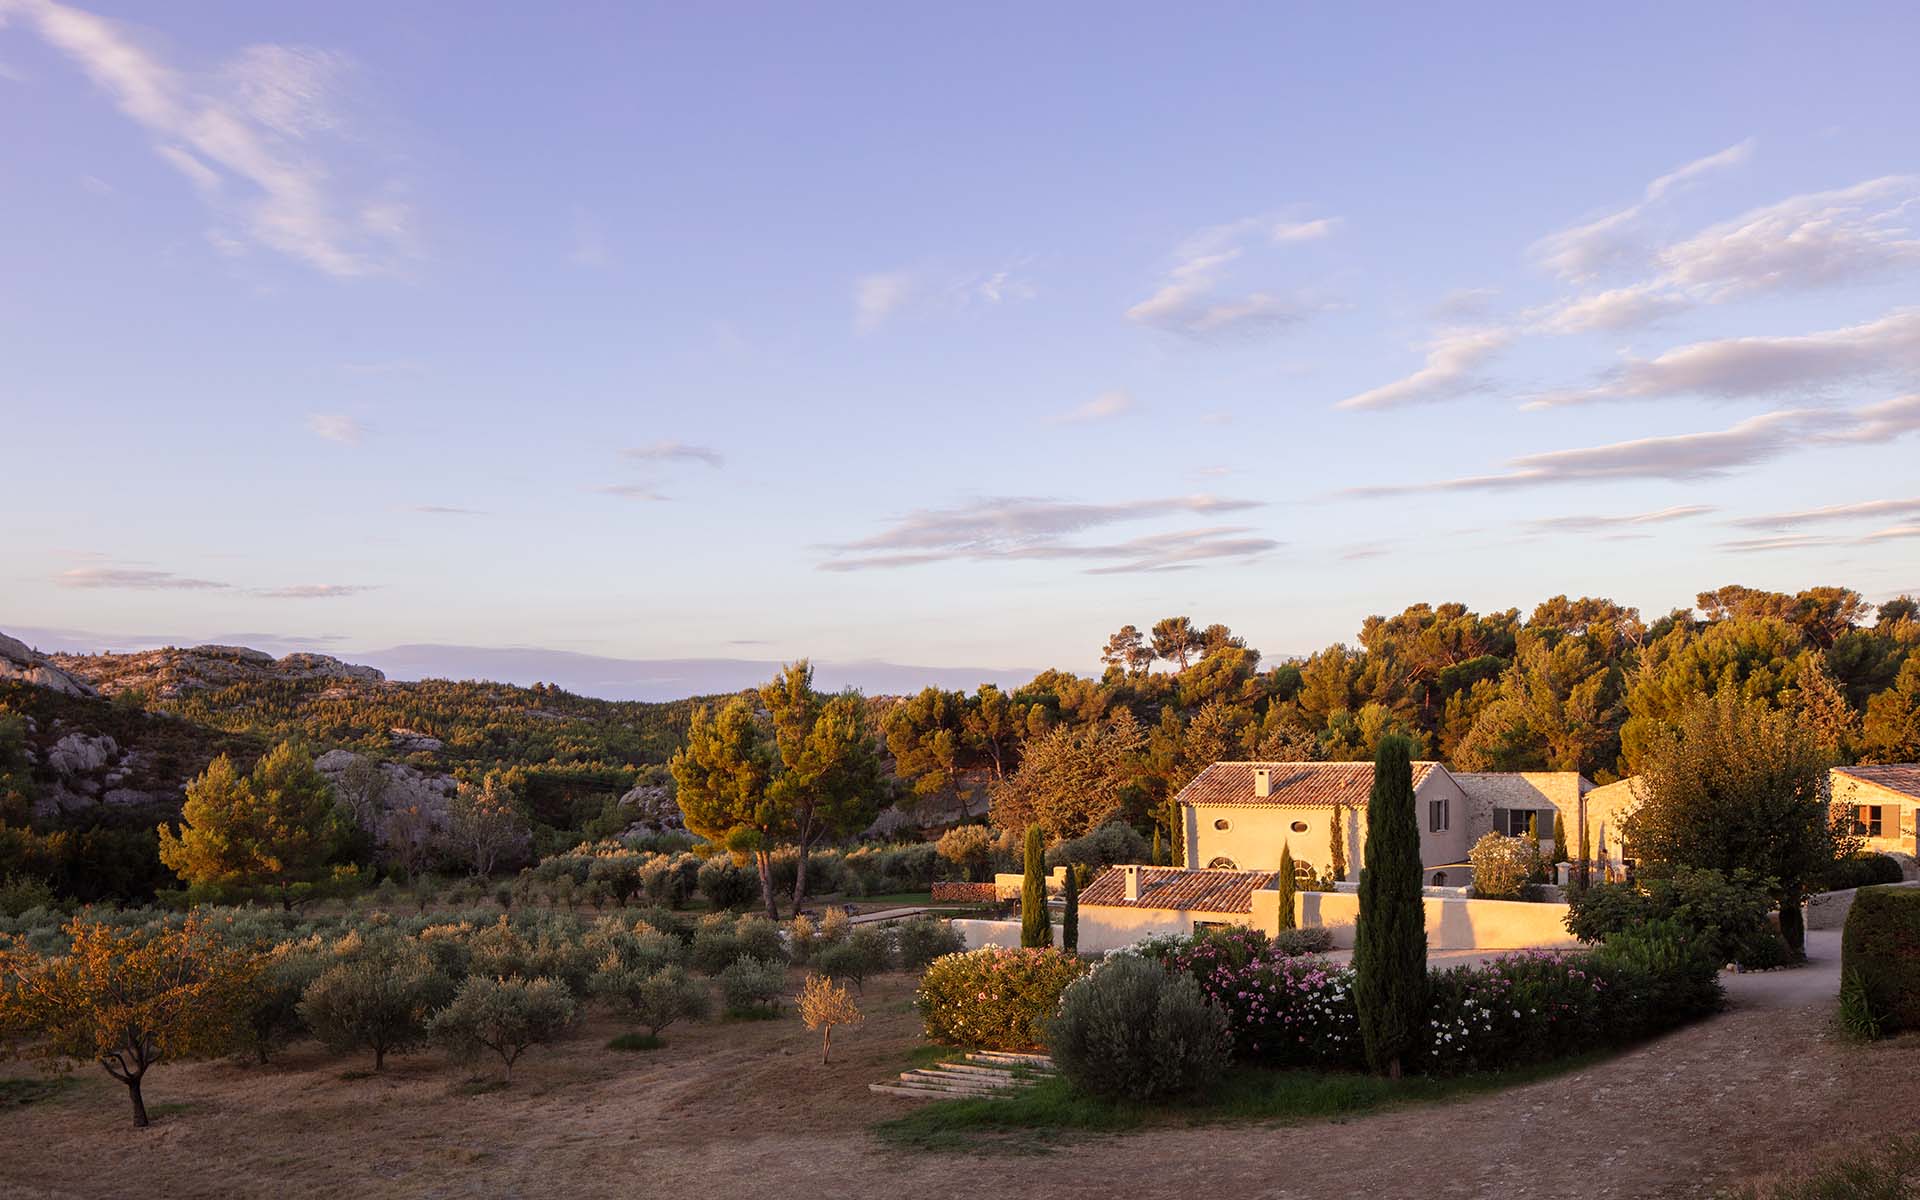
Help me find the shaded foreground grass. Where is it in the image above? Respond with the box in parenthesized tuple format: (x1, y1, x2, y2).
(875, 1052, 1606, 1155)
(1717, 1134, 1920, 1200)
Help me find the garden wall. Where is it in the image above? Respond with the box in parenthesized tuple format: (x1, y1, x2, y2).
(1298, 890, 1576, 950)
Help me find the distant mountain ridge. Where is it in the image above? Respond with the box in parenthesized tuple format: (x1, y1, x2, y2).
(6, 627, 1039, 702)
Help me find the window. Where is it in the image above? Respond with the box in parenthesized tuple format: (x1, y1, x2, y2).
(1213, 817, 1232, 831)
(1293, 859, 1315, 885)
(1431, 871, 1448, 887)
(1428, 797, 1450, 833)
(1500, 809, 1542, 837)
(1290, 820, 1309, 834)
(1206, 856, 1237, 869)
(1855, 806, 1885, 837)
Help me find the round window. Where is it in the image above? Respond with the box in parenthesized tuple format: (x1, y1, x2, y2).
(1213, 818, 1231, 830)
(1290, 821, 1309, 833)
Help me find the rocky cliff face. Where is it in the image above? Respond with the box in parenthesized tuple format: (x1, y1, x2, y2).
(0, 633, 100, 698)
(44, 642, 386, 699)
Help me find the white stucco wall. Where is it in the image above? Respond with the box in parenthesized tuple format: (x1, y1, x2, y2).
(1297, 889, 1576, 950)
(1185, 770, 1469, 876)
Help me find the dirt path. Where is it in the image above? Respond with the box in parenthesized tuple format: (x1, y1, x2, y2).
(1, 939, 1909, 1200)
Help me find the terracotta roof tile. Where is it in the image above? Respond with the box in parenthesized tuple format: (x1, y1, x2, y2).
(1080, 865, 1277, 914)
(1174, 760, 1439, 809)
(1835, 764, 1920, 801)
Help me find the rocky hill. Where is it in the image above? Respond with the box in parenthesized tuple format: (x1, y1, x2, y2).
(43, 642, 387, 700)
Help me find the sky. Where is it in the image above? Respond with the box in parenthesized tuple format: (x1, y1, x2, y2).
(3, 1, 1919, 693)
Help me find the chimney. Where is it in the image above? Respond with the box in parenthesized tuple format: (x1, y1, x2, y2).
(1123, 865, 1141, 902)
(1253, 767, 1272, 798)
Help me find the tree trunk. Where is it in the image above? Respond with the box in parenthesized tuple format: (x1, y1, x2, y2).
(374, 1045, 386, 1071)
(794, 844, 810, 911)
(822, 1025, 832, 1065)
(1780, 885, 1806, 957)
(125, 1073, 149, 1128)
(756, 850, 779, 921)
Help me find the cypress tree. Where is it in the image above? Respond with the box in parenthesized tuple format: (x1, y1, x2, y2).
(1551, 812, 1570, 866)
(1275, 842, 1298, 931)
(1062, 866, 1080, 953)
(1353, 734, 1427, 1079)
(1329, 803, 1348, 883)
(1152, 827, 1163, 867)
(1020, 825, 1050, 948)
(1575, 816, 1591, 892)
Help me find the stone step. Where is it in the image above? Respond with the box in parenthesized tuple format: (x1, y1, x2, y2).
(967, 1051, 1056, 1071)
(869, 1083, 1016, 1101)
(897, 1070, 1018, 1094)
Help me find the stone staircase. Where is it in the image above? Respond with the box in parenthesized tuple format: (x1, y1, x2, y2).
(868, 1051, 1056, 1100)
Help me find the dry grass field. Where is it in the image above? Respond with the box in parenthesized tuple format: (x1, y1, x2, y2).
(2, 958, 1915, 1200)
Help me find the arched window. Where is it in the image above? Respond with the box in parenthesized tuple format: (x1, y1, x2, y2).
(1293, 860, 1315, 885)
(1431, 871, 1448, 887)
(1207, 856, 1237, 870)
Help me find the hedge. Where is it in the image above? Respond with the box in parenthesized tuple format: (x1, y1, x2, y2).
(1841, 886, 1920, 1033)
(930, 883, 1000, 904)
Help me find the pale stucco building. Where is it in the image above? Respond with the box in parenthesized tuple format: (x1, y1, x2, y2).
(1830, 764, 1920, 865)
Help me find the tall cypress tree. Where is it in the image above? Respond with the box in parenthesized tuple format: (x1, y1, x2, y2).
(1020, 825, 1050, 948)
(1551, 812, 1570, 866)
(1061, 866, 1080, 952)
(1329, 803, 1348, 883)
(1151, 827, 1163, 867)
(1575, 816, 1592, 892)
(1353, 734, 1427, 1079)
(1275, 842, 1298, 931)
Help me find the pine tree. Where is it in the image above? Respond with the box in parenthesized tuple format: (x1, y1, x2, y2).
(1353, 735, 1427, 1079)
(1275, 842, 1298, 931)
(1329, 802, 1348, 882)
(1062, 867, 1080, 953)
(1020, 825, 1050, 948)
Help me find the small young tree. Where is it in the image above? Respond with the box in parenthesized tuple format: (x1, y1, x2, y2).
(1551, 812, 1570, 866)
(1151, 827, 1163, 867)
(298, 932, 451, 1070)
(240, 937, 327, 1064)
(0, 916, 259, 1127)
(1276, 842, 1298, 931)
(1329, 803, 1348, 883)
(591, 963, 709, 1041)
(1576, 815, 1592, 892)
(1061, 867, 1080, 953)
(797, 973, 863, 1064)
(1527, 812, 1543, 867)
(429, 975, 577, 1082)
(1353, 735, 1426, 1078)
(1020, 825, 1050, 948)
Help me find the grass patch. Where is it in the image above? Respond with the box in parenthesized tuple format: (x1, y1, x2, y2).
(875, 1052, 1608, 1155)
(1716, 1134, 1920, 1199)
(454, 1078, 511, 1096)
(0, 1076, 76, 1110)
(607, 1032, 665, 1052)
(844, 892, 934, 908)
(723, 1006, 783, 1022)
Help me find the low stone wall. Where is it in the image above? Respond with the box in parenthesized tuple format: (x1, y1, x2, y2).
(930, 882, 999, 904)
(991, 867, 1067, 901)
(951, 918, 1055, 951)
(1298, 890, 1576, 950)
(1806, 879, 1920, 931)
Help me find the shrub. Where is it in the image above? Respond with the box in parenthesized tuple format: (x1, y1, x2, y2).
(936, 825, 994, 881)
(1423, 950, 1606, 1074)
(817, 906, 851, 943)
(239, 937, 327, 1063)
(697, 857, 756, 910)
(689, 925, 744, 975)
(915, 947, 1087, 1050)
(299, 933, 453, 1070)
(1044, 822, 1148, 871)
(894, 917, 965, 970)
(731, 915, 787, 964)
(1840, 885, 1920, 1034)
(717, 956, 785, 1015)
(1150, 937, 1362, 1070)
(1467, 833, 1539, 900)
(0, 874, 56, 919)
(591, 963, 708, 1038)
(787, 914, 818, 962)
(1566, 867, 1777, 968)
(815, 927, 892, 989)
(429, 975, 576, 1082)
(1818, 854, 1906, 893)
(1588, 919, 1724, 1039)
(1047, 955, 1228, 1101)
(1273, 926, 1335, 956)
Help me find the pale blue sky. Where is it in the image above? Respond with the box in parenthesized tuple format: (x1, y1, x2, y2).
(4, 1, 1918, 686)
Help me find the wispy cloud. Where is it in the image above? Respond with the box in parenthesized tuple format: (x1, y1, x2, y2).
(1127, 214, 1334, 338)
(1538, 284, 1689, 334)
(592, 483, 670, 501)
(852, 264, 1032, 333)
(1658, 177, 1920, 299)
(58, 567, 231, 590)
(1525, 309, 1920, 408)
(821, 494, 1273, 573)
(1049, 390, 1134, 424)
(1525, 505, 1716, 533)
(1729, 497, 1920, 530)
(405, 504, 486, 516)
(256, 584, 377, 599)
(1335, 328, 1511, 410)
(306, 413, 367, 444)
(620, 440, 724, 468)
(1, 0, 413, 276)
(1532, 139, 1754, 282)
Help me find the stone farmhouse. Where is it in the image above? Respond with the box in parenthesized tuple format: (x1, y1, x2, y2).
(1830, 764, 1920, 864)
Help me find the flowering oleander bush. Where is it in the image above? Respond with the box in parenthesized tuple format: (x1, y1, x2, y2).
(1422, 949, 1604, 1074)
(915, 946, 1087, 1050)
